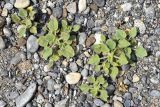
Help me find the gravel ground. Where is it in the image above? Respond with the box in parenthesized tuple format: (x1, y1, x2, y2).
(0, 0, 160, 107)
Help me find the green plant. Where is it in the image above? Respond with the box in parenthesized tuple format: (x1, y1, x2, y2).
(11, 6, 37, 37)
(88, 27, 147, 80)
(37, 17, 80, 65)
(80, 75, 109, 101)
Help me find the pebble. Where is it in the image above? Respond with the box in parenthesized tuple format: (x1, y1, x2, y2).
(150, 90, 160, 97)
(113, 100, 123, 107)
(45, 103, 53, 107)
(132, 74, 140, 83)
(44, 65, 52, 72)
(155, 28, 160, 35)
(106, 85, 115, 95)
(69, 62, 78, 72)
(87, 18, 95, 28)
(94, 33, 101, 44)
(94, 99, 104, 106)
(155, 51, 160, 57)
(0, 100, 6, 107)
(121, 64, 130, 71)
(14, 0, 30, 8)
(0, 36, 5, 50)
(52, 7, 62, 18)
(134, 19, 146, 34)
(1, 8, 8, 17)
(144, 6, 155, 18)
(123, 92, 132, 100)
(79, 32, 87, 45)
(121, 3, 132, 11)
(3, 27, 12, 37)
(78, 0, 87, 13)
(47, 79, 55, 91)
(66, 2, 77, 14)
(4, 3, 13, 10)
(85, 36, 96, 48)
(10, 52, 24, 65)
(55, 99, 69, 107)
(124, 100, 131, 107)
(150, 76, 159, 84)
(0, 16, 5, 28)
(101, 103, 111, 107)
(15, 83, 37, 107)
(93, 0, 105, 7)
(81, 69, 88, 77)
(27, 35, 39, 53)
(36, 94, 45, 104)
(65, 72, 81, 84)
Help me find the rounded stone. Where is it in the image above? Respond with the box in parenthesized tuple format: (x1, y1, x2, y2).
(14, 0, 30, 8)
(0, 16, 5, 28)
(27, 35, 39, 53)
(65, 72, 81, 84)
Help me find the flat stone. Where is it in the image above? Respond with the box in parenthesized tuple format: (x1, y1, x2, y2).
(94, 99, 104, 106)
(93, 0, 105, 7)
(132, 74, 140, 83)
(55, 99, 69, 107)
(79, 32, 87, 45)
(65, 72, 81, 84)
(145, 6, 155, 18)
(78, 0, 86, 13)
(0, 36, 5, 50)
(150, 90, 160, 97)
(0, 100, 6, 107)
(101, 103, 111, 107)
(113, 100, 123, 107)
(17, 60, 32, 71)
(81, 69, 88, 77)
(3, 27, 12, 37)
(52, 7, 62, 18)
(1, 8, 8, 17)
(47, 79, 55, 91)
(67, 2, 77, 14)
(4, 3, 13, 10)
(36, 94, 44, 104)
(85, 36, 96, 48)
(14, 0, 30, 8)
(121, 3, 132, 11)
(94, 33, 101, 44)
(45, 103, 53, 107)
(134, 19, 146, 34)
(69, 62, 78, 72)
(15, 83, 37, 107)
(27, 35, 39, 53)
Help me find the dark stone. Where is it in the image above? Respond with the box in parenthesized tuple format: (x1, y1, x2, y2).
(93, 0, 105, 7)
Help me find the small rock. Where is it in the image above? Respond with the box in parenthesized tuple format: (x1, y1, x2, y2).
(47, 79, 55, 91)
(134, 19, 146, 34)
(121, 3, 132, 11)
(113, 100, 123, 107)
(156, 51, 160, 57)
(45, 103, 53, 107)
(0, 36, 5, 50)
(79, 32, 87, 45)
(145, 6, 155, 18)
(4, 3, 13, 10)
(94, 99, 104, 106)
(52, 7, 62, 18)
(87, 18, 95, 28)
(0, 100, 6, 107)
(121, 64, 130, 71)
(3, 27, 12, 37)
(37, 94, 44, 104)
(65, 72, 81, 84)
(94, 33, 101, 44)
(66, 2, 77, 14)
(1, 8, 8, 17)
(90, 4, 98, 13)
(81, 69, 88, 77)
(123, 93, 132, 100)
(150, 76, 159, 84)
(69, 62, 78, 72)
(15, 83, 37, 107)
(55, 99, 69, 107)
(93, 0, 105, 7)
(155, 28, 160, 35)
(44, 65, 52, 72)
(27, 35, 39, 53)
(106, 85, 115, 95)
(85, 36, 96, 48)
(78, 0, 87, 13)
(124, 100, 131, 107)
(17, 60, 32, 71)
(14, 0, 30, 8)
(16, 38, 26, 47)
(0, 16, 5, 28)
(150, 90, 160, 97)
(132, 74, 140, 83)
(10, 52, 24, 65)
(101, 103, 111, 107)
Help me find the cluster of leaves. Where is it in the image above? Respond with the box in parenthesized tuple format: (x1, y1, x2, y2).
(37, 17, 80, 65)
(80, 76, 109, 101)
(88, 27, 147, 80)
(11, 7, 37, 37)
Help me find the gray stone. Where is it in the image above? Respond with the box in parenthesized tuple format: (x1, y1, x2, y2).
(4, 3, 13, 10)
(81, 69, 88, 77)
(27, 35, 39, 53)
(15, 83, 37, 107)
(47, 79, 55, 91)
(14, 0, 30, 8)
(156, 51, 160, 57)
(79, 32, 87, 45)
(87, 18, 95, 28)
(0, 36, 5, 50)
(155, 28, 160, 35)
(106, 85, 115, 95)
(150, 90, 160, 97)
(121, 3, 132, 11)
(3, 27, 12, 37)
(55, 99, 69, 107)
(78, 0, 87, 13)
(36, 94, 44, 104)
(10, 52, 24, 65)
(145, 6, 155, 18)
(94, 99, 104, 106)
(150, 76, 159, 84)
(45, 103, 53, 107)
(52, 7, 62, 18)
(93, 0, 105, 7)
(123, 93, 132, 100)
(121, 64, 130, 71)
(67, 2, 77, 14)
(124, 100, 131, 107)
(0, 100, 6, 107)
(7, 91, 19, 100)
(69, 62, 78, 72)
(134, 19, 146, 34)
(0, 16, 5, 28)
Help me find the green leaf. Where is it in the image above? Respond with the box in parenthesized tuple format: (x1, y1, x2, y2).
(79, 84, 90, 93)
(72, 25, 80, 32)
(88, 76, 96, 83)
(102, 62, 110, 74)
(115, 29, 127, 40)
(38, 36, 48, 47)
(106, 39, 116, 50)
(30, 26, 37, 34)
(118, 39, 130, 48)
(117, 52, 128, 65)
(100, 44, 110, 53)
(94, 65, 101, 72)
(90, 88, 98, 97)
(61, 32, 70, 40)
(47, 17, 58, 32)
(88, 55, 100, 65)
(129, 27, 137, 38)
(101, 35, 106, 42)
(18, 9, 27, 18)
(62, 45, 75, 58)
(107, 52, 114, 63)
(135, 46, 147, 58)
(42, 47, 52, 60)
(45, 33, 55, 45)
(110, 67, 119, 80)
(17, 25, 26, 37)
(61, 20, 68, 29)
(11, 14, 21, 23)
(99, 90, 108, 101)
(92, 44, 101, 54)
(124, 47, 132, 58)
(21, 19, 32, 28)
(96, 75, 105, 84)
(49, 54, 60, 62)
